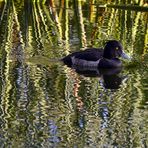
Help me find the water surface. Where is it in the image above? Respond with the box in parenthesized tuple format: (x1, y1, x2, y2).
(0, 0, 147, 147)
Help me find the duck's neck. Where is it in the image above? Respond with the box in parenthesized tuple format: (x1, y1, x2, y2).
(103, 48, 116, 59)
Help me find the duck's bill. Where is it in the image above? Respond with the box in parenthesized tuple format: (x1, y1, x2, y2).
(121, 52, 131, 60)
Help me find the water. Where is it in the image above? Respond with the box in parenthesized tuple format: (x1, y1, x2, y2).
(0, 0, 147, 147)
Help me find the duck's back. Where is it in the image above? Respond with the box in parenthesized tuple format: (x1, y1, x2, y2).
(62, 48, 103, 67)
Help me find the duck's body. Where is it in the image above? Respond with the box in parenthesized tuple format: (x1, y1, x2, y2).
(62, 40, 130, 68)
(62, 48, 103, 67)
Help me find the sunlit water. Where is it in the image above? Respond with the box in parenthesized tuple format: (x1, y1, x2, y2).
(0, 1, 147, 148)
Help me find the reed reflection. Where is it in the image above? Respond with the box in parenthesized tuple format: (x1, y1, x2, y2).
(0, 0, 147, 147)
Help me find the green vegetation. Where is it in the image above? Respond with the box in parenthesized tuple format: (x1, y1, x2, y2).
(0, 0, 147, 147)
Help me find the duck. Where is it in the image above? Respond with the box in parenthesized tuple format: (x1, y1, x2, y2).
(62, 40, 130, 68)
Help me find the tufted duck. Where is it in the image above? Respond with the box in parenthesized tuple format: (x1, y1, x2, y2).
(62, 40, 130, 68)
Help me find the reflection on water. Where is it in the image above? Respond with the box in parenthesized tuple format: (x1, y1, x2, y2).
(68, 65, 125, 89)
(0, 0, 147, 147)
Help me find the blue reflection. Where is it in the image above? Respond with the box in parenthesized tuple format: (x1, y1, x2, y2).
(98, 96, 110, 130)
(100, 106, 109, 129)
(78, 114, 85, 129)
(48, 120, 61, 144)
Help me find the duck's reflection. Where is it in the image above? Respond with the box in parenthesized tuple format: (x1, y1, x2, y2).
(63, 63, 128, 131)
(71, 65, 126, 89)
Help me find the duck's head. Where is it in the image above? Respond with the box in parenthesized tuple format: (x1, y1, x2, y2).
(103, 40, 130, 60)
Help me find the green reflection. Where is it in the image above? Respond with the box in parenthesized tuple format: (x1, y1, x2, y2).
(0, 0, 147, 147)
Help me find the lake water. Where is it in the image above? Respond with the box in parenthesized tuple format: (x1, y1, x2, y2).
(0, 1, 147, 148)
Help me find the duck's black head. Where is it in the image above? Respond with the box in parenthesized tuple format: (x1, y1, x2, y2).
(103, 40, 130, 59)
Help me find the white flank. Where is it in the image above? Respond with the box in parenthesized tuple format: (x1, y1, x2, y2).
(71, 56, 101, 67)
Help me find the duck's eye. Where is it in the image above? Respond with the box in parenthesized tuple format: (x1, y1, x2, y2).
(116, 47, 119, 50)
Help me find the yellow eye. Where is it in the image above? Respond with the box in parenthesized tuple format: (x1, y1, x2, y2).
(116, 47, 119, 50)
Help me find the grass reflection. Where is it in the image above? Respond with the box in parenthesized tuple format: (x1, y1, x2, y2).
(0, 0, 147, 147)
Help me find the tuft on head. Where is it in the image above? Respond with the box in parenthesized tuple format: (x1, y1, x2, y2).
(103, 40, 123, 59)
